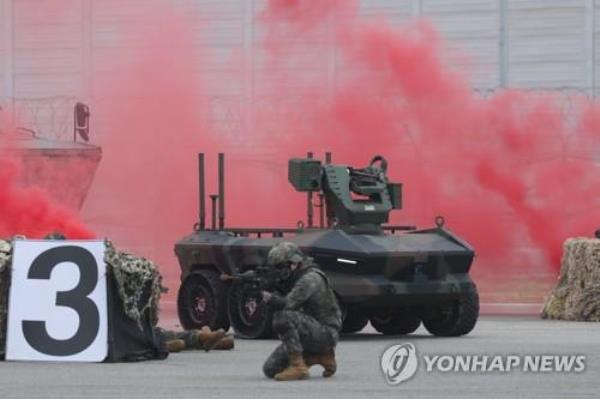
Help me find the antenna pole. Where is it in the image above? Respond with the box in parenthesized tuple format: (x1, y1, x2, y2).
(307, 151, 314, 228)
(325, 152, 332, 227)
(210, 195, 218, 230)
(218, 153, 225, 230)
(198, 153, 206, 230)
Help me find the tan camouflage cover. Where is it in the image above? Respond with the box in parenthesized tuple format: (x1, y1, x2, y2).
(541, 238, 600, 321)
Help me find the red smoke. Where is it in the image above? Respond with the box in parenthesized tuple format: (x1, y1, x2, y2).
(0, 156, 93, 239)
(81, 5, 210, 274)
(5, 0, 600, 296)
(256, 0, 600, 275)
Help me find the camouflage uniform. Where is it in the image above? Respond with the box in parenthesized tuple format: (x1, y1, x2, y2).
(153, 326, 231, 352)
(262, 242, 342, 378)
(154, 328, 200, 349)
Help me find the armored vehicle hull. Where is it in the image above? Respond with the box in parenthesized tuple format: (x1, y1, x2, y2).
(175, 222, 479, 339)
(175, 153, 479, 338)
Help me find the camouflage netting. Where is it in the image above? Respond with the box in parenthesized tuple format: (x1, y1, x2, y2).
(541, 238, 600, 321)
(0, 239, 12, 358)
(104, 239, 167, 329)
(0, 238, 166, 356)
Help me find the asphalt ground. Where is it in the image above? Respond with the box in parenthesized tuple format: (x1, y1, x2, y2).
(1, 315, 598, 399)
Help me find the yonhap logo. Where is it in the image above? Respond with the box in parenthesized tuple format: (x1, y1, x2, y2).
(380, 343, 418, 385)
(379, 343, 586, 386)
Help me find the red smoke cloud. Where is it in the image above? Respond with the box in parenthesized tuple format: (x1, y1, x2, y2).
(257, 0, 600, 274)
(81, 5, 211, 274)
(5, 0, 600, 295)
(0, 156, 93, 239)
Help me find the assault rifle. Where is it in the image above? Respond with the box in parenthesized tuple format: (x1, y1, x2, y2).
(220, 266, 289, 301)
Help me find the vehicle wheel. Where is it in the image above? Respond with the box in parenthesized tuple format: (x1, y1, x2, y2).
(177, 270, 230, 331)
(341, 307, 369, 333)
(228, 280, 273, 339)
(370, 307, 421, 335)
(421, 287, 479, 337)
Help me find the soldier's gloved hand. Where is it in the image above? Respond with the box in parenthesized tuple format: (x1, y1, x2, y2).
(261, 291, 273, 303)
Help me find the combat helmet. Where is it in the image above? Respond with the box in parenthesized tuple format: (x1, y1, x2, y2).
(266, 241, 304, 267)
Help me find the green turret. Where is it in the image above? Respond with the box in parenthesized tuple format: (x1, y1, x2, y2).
(288, 155, 402, 233)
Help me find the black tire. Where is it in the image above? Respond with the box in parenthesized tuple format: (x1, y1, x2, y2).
(421, 287, 480, 337)
(341, 307, 369, 333)
(370, 307, 421, 335)
(177, 270, 230, 331)
(227, 280, 274, 339)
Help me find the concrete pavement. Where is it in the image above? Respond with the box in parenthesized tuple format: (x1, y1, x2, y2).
(0, 316, 598, 399)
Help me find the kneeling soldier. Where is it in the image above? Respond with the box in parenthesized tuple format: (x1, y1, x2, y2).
(262, 242, 342, 381)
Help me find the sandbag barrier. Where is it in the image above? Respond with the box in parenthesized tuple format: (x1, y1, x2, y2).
(541, 238, 600, 321)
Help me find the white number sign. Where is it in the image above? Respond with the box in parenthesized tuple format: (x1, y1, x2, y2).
(6, 240, 108, 362)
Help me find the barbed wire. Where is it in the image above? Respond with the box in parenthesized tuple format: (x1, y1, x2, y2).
(0, 87, 597, 144)
(0, 96, 79, 141)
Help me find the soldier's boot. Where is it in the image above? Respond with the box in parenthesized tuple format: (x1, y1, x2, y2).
(197, 326, 226, 351)
(274, 352, 310, 381)
(166, 339, 186, 353)
(212, 335, 234, 350)
(304, 349, 337, 377)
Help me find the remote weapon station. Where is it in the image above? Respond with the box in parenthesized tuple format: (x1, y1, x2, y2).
(174, 153, 479, 338)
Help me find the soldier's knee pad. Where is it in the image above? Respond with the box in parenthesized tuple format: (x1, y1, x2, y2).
(272, 310, 296, 334)
(263, 360, 278, 378)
